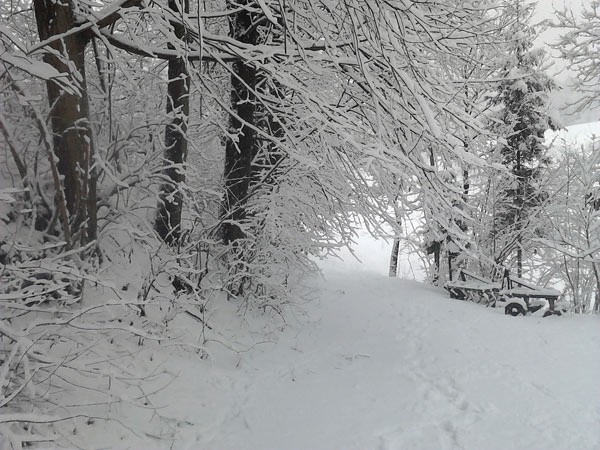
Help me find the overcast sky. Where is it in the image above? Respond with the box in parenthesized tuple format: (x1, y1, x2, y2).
(531, 0, 599, 125)
(534, 0, 588, 18)
(534, 0, 588, 53)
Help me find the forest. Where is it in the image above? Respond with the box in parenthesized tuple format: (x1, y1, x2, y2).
(1, 0, 599, 447)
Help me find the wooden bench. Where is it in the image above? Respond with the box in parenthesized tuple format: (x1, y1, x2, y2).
(445, 268, 563, 317)
(500, 270, 562, 316)
(444, 269, 501, 305)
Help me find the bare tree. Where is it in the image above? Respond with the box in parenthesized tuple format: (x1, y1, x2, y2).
(538, 139, 600, 312)
(28, 0, 151, 247)
(553, 2, 600, 112)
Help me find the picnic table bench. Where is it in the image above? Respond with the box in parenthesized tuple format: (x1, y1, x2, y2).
(444, 268, 563, 317)
(499, 270, 562, 316)
(444, 269, 501, 305)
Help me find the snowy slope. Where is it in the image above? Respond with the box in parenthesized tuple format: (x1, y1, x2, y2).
(90, 259, 600, 450)
(545, 120, 600, 147)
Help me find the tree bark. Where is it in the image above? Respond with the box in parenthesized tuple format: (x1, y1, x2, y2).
(389, 186, 402, 278)
(516, 146, 523, 278)
(221, 0, 260, 245)
(517, 241, 523, 278)
(33, 0, 96, 245)
(155, 0, 190, 245)
(431, 241, 441, 286)
(389, 238, 400, 277)
(592, 262, 600, 313)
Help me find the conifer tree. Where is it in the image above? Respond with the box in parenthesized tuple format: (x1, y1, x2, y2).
(491, 0, 556, 277)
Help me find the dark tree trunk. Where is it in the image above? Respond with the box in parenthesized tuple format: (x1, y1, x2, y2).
(155, 0, 190, 245)
(516, 148, 523, 278)
(592, 262, 600, 313)
(389, 238, 400, 277)
(427, 147, 442, 286)
(221, 1, 260, 245)
(463, 168, 470, 203)
(389, 188, 402, 278)
(517, 241, 523, 278)
(33, 0, 96, 245)
(434, 246, 441, 285)
(155, 56, 189, 244)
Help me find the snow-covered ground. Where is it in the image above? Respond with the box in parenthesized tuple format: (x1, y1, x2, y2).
(2, 241, 599, 450)
(4, 153, 599, 450)
(61, 253, 599, 450)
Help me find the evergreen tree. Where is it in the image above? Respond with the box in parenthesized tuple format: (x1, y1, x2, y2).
(491, 0, 556, 277)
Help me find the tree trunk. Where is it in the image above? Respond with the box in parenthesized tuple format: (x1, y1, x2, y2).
(516, 147, 523, 278)
(517, 237, 523, 278)
(592, 262, 600, 313)
(389, 187, 403, 278)
(389, 238, 400, 277)
(155, 0, 190, 245)
(33, 0, 96, 245)
(221, 1, 260, 245)
(433, 243, 441, 285)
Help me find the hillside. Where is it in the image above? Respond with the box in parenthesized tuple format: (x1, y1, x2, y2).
(55, 260, 600, 450)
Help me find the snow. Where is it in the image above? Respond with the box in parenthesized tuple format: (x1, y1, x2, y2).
(0, 54, 63, 81)
(51, 252, 600, 450)
(545, 120, 600, 147)
(511, 79, 528, 93)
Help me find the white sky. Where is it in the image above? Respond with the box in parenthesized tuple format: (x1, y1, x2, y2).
(534, 0, 589, 62)
(531, 0, 600, 125)
(533, 0, 590, 22)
